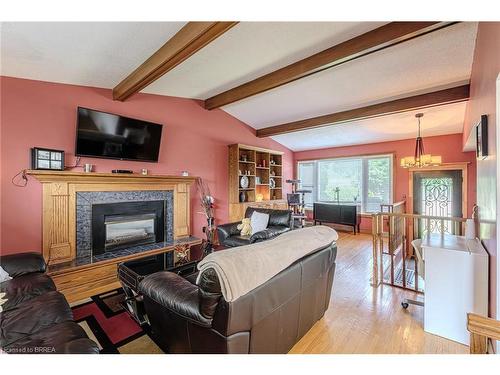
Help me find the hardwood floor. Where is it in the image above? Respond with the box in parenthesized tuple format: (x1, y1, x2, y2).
(289, 232, 469, 354)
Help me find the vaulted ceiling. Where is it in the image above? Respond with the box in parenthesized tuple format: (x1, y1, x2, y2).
(0, 21, 478, 151)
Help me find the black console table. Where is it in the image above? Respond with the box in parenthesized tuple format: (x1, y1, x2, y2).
(313, 202, 361, 234)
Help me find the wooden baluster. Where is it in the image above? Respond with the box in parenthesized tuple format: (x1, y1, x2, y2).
(371, 214, 379, 286)
(379, 214, 384, 284)
(402, 216, 407, 289)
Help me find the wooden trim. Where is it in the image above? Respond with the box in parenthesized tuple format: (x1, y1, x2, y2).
(113, 22, 238, 101)
(256, 85, 470, 137)
(296, 152, 397, 209)
(204, 22, 456, 109)
(467, 313, 500, 354)
(407, 162, 469, 247)
(234, 143, 285, 155)
(29, 171, 196, 265)
(26, 170, 198, 184)
(296, 150, 397, 163)
(407, 162, 469, 215)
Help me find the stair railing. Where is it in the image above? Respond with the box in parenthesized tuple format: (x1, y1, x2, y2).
(371, 211, 467, 291)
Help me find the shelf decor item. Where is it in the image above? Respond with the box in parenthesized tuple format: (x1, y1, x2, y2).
(83, 164, 93, 173)
(269, 177, 276, 189)
(196, 178, 216, 256)
(240, 175, 249, 189)
(239, 191, 246, 202)
(31, 147, 65, 170)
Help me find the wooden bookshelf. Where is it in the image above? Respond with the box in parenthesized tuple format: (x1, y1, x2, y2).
(228, 144, 287, 221)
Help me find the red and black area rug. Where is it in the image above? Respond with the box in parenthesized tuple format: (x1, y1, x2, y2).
(71, 289, 163, 354)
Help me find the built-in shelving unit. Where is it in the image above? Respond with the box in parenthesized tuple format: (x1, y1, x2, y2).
(228, 144, 287, 221)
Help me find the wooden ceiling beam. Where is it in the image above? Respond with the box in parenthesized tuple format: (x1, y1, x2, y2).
(204, 22, 457, 110)
(256, 84, 470, 138)
(113, 21, 238, 101)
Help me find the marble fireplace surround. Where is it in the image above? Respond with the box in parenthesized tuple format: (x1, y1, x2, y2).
(76, 190, 174, 261)
(27, 170, 195, 265)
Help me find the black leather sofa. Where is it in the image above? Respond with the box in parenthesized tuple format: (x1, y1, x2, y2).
(139, 240, 337, 353)
(0, 252, 99, 354)
(217, 207, 292, 247)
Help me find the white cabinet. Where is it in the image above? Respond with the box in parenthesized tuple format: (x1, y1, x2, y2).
(423, 234, 488, 345)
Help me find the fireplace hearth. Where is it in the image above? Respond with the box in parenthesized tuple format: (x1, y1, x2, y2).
(76, 190, 174, 260)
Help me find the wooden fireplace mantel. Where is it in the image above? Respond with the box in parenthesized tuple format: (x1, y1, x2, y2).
(26, 170, 200, 303)
(27, 170, 198, 183)
(27, 170, 198, 264)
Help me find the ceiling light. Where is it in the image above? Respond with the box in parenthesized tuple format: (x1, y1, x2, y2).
(400, 113, 442, 168)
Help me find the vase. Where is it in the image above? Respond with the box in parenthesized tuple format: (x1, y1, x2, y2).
(239, 191, 246, 202)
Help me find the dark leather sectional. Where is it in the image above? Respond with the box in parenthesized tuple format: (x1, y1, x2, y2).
(217, 207, 293, 247)
(139, 240, 337, 353)
(0, 252, 99, 354)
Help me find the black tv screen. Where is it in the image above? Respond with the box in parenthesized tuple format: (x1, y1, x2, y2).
(75, 107, 162, 162)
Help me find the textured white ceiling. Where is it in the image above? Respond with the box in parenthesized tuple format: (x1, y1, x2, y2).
(223, 22, 478, 129)
(143, 22, 387, 98)
(0, 22, 186, 88)
(271, 102, 467, 151)
(0, 22, 478, 150)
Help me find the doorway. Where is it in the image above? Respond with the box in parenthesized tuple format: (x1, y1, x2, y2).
(413, 170, 463, 236)
(408, 163, 468, 239)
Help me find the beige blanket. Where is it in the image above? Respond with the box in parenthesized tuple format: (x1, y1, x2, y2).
(196, 226, 338, 302)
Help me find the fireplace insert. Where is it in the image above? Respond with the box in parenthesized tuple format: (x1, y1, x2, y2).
(92, 200, 165, 255)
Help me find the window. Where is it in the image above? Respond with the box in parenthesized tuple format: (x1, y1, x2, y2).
(298, 154, 393, 213)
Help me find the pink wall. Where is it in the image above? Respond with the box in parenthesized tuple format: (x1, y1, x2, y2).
(294, 134, 477, 232)
(462, 22, 500, 319)
(0, 76, 293, 255)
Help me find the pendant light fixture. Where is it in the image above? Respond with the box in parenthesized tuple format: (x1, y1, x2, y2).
(400, 113, 442, 168)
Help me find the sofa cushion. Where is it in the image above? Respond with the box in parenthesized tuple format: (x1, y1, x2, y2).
(0, 252, 46, 278)
(249, 226, 291, 243)
(0, 273, 56, 312)
(245, 208, 291, 228)
(0, 290, 73, 347)
(2, 321, 99, 354)
(222, 235, 251, 248)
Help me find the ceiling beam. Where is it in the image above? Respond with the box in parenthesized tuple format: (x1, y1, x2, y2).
(113, 22, 238, 101)
(204, 22, 457, 110)
(256, 84, 470, 138)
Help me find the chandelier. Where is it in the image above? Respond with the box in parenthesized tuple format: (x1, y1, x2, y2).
(400, 113, 442, 168)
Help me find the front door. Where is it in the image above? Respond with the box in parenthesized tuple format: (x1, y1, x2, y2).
(412, 170, 463, 237)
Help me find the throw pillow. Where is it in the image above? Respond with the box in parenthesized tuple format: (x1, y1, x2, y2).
(250, 211, 269, 235)
(0, 266, 11, 283)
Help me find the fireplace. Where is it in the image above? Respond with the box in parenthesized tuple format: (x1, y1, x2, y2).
(91, 200, 165, 256)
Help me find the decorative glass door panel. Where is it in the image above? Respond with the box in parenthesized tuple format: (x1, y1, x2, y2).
(413, 170, 462, 237)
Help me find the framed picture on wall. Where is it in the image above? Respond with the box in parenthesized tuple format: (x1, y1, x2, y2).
(476, 115, 488, 160)
(31, 147, 65, 170)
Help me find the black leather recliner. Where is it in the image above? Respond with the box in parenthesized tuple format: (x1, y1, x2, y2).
(217, 207, 292, 247)
(139, 241, 337, 354)
(0, 252, 99, 354)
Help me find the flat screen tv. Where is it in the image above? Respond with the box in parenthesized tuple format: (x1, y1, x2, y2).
(75, 107, 163, 162)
